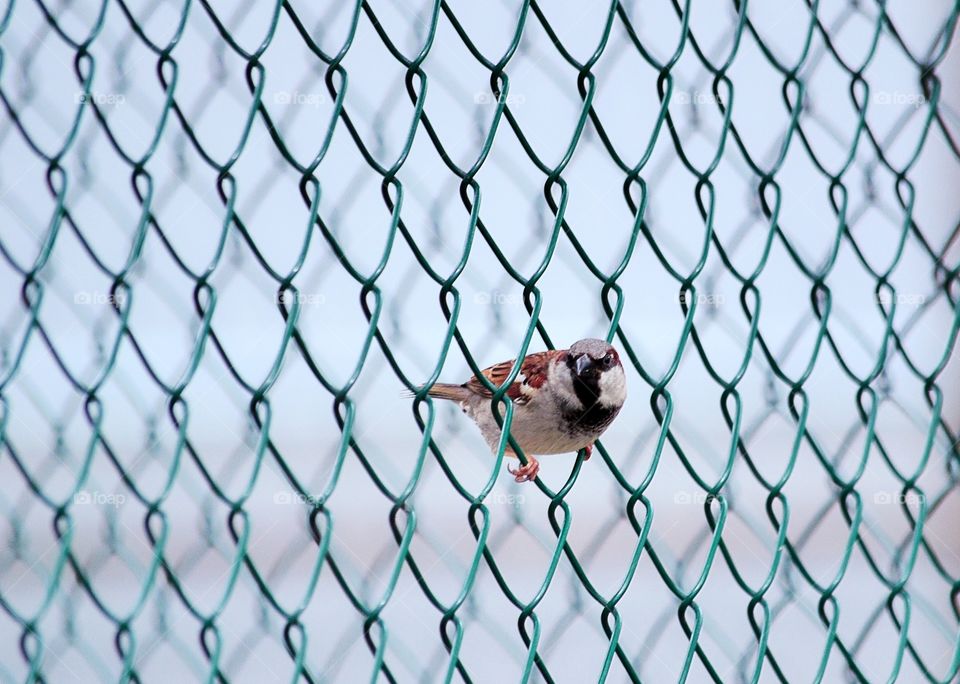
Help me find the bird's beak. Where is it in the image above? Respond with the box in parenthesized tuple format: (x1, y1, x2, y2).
(575, 354, 593, 376)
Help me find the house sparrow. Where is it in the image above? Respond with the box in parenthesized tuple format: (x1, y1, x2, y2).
(423, 339, 626, 482)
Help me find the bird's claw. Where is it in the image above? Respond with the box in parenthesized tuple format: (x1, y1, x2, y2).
(507, 458, 540, 483)
(583, 444, 593, 461)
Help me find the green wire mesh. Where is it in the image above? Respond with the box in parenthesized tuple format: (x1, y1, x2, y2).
(1, 0, 960, 681)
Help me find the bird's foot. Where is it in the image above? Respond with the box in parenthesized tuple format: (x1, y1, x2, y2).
(508, 457, 540, 483)
(583, 443, 593, 461)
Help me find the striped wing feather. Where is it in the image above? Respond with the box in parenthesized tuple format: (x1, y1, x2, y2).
(465, 350, 560, 404)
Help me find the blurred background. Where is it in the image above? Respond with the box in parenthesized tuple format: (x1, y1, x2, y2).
(0, 0, 958, 681)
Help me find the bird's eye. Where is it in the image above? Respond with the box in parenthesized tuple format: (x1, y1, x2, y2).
(602, 353, 614, 368)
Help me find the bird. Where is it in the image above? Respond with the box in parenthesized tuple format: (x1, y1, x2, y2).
(422, 338, 627, 482)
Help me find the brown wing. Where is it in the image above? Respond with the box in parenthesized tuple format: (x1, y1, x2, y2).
(464, 349, 563, 404)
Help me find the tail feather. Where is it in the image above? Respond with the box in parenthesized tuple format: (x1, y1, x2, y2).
(403, 383, 470, 402)
(426, 383, 471, 401)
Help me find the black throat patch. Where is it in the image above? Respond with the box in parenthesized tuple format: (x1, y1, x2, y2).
(564, 373, 620, 434)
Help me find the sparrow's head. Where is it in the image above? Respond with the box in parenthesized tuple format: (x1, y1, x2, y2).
(563, 338, 626, 409)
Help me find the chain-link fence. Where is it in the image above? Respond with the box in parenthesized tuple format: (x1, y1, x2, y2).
(1, 0, 959, 681)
